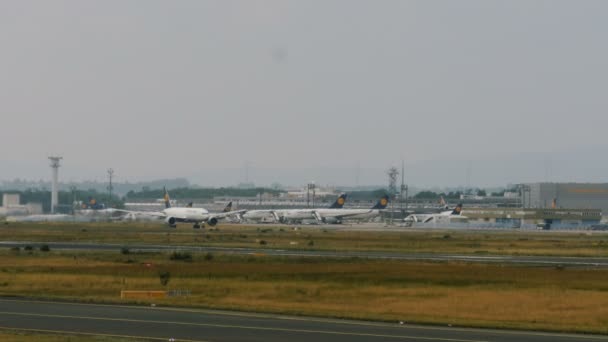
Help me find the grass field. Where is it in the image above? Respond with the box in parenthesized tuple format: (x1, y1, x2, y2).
(0, 329, 142, 341)
(1, 221, 608, 257)
(1, 249, 607, 334)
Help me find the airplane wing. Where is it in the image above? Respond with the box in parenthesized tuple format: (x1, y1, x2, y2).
(112, 209, 167, 218)
(208, 209, 248, 220)
(314, 209, 373, 221)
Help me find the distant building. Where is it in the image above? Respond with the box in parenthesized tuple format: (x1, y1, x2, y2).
(2, 194, 20, 207)
(0, 193, 43, 216)
(525, 183, 608, 216)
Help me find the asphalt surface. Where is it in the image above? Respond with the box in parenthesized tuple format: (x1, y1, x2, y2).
(1, 241, 608, 267)
(0, 298, 606, 342)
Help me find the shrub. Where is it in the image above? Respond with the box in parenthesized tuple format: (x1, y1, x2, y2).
(10, 247, 20, 252)
(121, 247, 130, 255)
(203, 252, 214, 261)
(259, 240, 267, 245)
(40, 245, 51, 252)
(24, 246, 34, 251)
(159, 271, 171, 286)
(308, 240, 315, 246)
(169, 251, 192, 262)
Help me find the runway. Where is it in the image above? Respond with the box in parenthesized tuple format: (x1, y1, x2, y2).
(2, 241, 608, 267)
(0, 298, 605, 342)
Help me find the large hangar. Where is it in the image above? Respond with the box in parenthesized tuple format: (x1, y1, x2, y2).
(526, 183, 608, 216)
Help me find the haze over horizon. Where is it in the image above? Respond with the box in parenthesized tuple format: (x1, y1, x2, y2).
(2, 1, 607, 188)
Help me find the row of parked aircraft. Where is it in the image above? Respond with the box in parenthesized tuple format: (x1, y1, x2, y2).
(117, 189, 465, 229)
(117, 189, 392, 228)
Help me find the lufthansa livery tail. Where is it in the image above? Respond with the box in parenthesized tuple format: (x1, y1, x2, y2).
(223, 201, 233, 212)
(329, 194, 347, 209)
(371, 195, 390, 209)
(451, 203, 463, 215)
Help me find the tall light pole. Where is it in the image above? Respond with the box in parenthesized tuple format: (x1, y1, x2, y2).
(307, 182, 316, 208)
(387, 167, 399, 225)
(48, 156, 62, 213)
(400, 160, 409, 218)
(69, 185, 77, 215)
(107, 168, 114, 208)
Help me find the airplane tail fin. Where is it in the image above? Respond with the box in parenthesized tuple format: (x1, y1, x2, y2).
(439, 196, 448, 209)
(329, 194, 347, 208)
(163, 187, 171, 209)
(451, 203, 463, 215)
(372, 195, 390, 209)
(223, 201, 233, 212)
(185, 202, 193, 208)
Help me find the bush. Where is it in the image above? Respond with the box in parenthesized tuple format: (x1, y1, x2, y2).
(24, 245, 33, 251)
(308, 240, 314, 246)
(169, 251, 192, 262)
(10, 247, 20, 252)
(203, 252, 214, 261)
(259, 240, 267, 245)
(40, 245, 51, 252)
(159, 271, 171, 286)
(121, 247, 130, 255)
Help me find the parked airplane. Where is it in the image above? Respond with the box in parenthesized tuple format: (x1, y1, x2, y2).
(313, 195, 390, 223)
(240, 194, 347, 223)
(126, 188, 245, 228)
(403, 203, 466, 225)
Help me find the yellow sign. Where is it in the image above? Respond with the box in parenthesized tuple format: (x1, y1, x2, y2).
(121, 291, 166, 299)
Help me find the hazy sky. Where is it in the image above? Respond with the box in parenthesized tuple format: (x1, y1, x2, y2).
(1, 1, 607, 187)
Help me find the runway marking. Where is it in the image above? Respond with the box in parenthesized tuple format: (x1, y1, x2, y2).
(0, 311, 486, 342)
(1, 298, 608, 340)
(0, 326, 207, 342)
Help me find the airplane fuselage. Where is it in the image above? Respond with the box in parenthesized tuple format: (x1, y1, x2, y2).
(163, 207, 210, 222)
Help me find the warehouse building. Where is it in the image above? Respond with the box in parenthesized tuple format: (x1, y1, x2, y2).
(524, 182, 608, 217)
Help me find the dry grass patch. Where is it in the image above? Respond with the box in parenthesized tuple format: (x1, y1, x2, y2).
(0, 250, 608, 334)
(0, 329, 140, 341)
(2, 222, 608, 257)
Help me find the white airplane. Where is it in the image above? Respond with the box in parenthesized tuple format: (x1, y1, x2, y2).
(403, 203, 467, 225)
(313, 195, 390, 223)
(127, 188, 245, 228)
(240, 194, 347, 223)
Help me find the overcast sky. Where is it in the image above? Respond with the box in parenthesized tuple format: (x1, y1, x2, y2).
(1, 1, 607, 188)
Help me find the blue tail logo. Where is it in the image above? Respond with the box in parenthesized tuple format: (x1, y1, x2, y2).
(451, 204, 463, 215)
(372, 195, 390, 209)
(329, 194, 347, 208)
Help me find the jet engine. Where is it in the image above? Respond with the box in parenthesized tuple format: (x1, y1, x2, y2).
(165, 217, 177, 227)
(207, 217, 218, 226)
(323, 217, 342, 224)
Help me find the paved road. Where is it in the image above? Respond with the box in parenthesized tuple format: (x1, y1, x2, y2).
(0, 298, 605, 342)
(2, 241, 608, 267)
